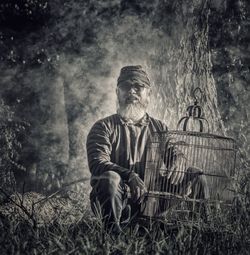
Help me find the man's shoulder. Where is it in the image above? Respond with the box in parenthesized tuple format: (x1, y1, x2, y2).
(89, 114, 120, 132)
(87, 114, 119, 138)
(148, 115, 168, 132)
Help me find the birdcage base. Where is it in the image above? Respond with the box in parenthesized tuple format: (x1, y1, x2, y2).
(139, 191, 233, 224)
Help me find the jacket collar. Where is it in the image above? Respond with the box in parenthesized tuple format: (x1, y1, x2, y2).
(117, 113, 150, 127)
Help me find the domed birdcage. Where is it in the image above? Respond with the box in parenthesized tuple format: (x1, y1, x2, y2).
(141, 88, 237, 220)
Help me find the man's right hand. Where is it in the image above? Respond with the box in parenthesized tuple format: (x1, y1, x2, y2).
(128, 172, 147, 203)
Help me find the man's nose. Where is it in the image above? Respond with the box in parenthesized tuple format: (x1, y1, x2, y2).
(128, 87, 137, 94)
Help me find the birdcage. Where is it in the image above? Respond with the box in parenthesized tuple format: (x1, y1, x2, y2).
(141, 88, 237, 219)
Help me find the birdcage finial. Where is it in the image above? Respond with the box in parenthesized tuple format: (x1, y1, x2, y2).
(193, 87, 204, 105)
(177, 87, 209, 132)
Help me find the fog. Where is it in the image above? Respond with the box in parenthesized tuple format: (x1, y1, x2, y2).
(0, 0, 249, 194)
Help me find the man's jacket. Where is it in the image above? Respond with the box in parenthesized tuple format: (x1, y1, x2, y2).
(86, 113, 168, 185)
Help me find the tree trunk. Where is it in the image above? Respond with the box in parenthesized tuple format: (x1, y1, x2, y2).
(149, 0, 225, 135)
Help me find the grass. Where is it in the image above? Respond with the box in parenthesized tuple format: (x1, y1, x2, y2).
(0, 188, 249, 255)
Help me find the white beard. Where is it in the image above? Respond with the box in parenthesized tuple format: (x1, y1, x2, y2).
(117, 102, 147, 122)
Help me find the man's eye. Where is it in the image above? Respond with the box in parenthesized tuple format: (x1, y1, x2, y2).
(136, 86, 144, 91)
(132, 85, 141, 90)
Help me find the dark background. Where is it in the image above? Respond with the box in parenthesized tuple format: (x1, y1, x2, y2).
(0, 0, 249, 194)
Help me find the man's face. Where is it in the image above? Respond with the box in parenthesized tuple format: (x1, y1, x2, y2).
(116, 80, 151, 121)
(116, 80, 151, 107)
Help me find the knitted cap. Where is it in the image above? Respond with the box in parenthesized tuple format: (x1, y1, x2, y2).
(117, 65, 150, 87)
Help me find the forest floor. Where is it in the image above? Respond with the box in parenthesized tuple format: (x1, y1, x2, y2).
(0, 191, 249, 254)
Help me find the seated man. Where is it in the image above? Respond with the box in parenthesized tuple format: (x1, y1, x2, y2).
(86, 65, 207, 233)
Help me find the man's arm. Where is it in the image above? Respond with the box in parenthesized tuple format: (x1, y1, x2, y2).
(86, 120, 131, 181)
(87, 119, 147, 201)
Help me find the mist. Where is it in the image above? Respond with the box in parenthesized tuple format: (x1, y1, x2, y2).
(0, 0, 249, 195)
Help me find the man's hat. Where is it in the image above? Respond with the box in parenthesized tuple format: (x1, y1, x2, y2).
(117, 65, 151, 87)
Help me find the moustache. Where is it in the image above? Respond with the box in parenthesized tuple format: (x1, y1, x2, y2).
(125, 95, 140, 104)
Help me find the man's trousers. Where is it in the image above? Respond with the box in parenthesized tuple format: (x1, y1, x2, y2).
(90, 170, 209, 232)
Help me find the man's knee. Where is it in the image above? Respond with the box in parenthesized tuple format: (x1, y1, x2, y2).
(101, 171, 121, 189)
(92, 171, 122, 195)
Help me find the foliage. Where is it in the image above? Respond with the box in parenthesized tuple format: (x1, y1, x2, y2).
(0, 100, 29, 201)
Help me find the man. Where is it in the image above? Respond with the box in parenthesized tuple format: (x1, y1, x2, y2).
(86, 65, 207, 233)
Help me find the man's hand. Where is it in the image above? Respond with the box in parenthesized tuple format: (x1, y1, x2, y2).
(128, 172, 147, 203)
(167, 148, 187, 185)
